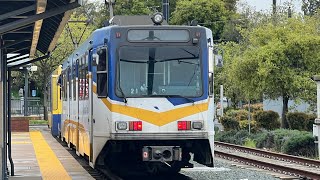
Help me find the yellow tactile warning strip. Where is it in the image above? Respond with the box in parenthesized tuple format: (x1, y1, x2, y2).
(30, 131, 72, 180)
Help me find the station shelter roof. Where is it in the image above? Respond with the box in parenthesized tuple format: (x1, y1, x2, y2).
(0, 0, 81, 67)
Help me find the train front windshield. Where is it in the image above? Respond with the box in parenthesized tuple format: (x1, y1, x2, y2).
(117, 46, 202, 98)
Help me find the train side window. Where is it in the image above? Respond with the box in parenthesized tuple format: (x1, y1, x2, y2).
(97, 48, 108, 98)
(68, 68, 72, 99)
(62, 72, 66, 101)
(85, 66, 89, 99)
(73, 62, 78, 100)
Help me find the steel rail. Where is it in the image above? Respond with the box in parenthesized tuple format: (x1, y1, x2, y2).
(215, 150, 320, 179)
(215, 141, 320, 167)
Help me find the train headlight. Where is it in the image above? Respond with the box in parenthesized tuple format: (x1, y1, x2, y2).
(192, 122, 203, 130)
(152, 12, 164, 25)
(116, 122, 128, 130)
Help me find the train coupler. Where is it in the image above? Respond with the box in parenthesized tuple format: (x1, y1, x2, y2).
(142, 146, 182, 162)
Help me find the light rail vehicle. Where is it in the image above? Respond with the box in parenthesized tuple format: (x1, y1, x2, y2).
(48, 13, 218, 175)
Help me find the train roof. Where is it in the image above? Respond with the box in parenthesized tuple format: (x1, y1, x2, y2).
(61, 16, 210, 70)
(108, 15, 168, 26)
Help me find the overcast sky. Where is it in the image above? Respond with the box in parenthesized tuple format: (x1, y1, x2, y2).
(239, 0, 302, 13)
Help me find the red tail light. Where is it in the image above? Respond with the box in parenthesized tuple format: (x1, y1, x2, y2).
(178, 121, 191, 131)
(129, 121, 142, 131)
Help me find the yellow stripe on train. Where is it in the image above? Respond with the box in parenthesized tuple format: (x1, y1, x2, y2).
(93, 85, 209, 126)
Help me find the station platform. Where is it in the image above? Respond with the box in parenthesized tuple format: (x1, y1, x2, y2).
(7, 126, 94, 180)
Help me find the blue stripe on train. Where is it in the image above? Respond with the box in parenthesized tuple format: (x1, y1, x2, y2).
(51, 114, 61, 137)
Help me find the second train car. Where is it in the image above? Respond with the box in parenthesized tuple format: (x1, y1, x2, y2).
(48, 13, 218, 174)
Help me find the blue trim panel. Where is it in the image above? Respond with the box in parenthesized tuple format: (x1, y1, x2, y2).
(51, 114, 61, 137)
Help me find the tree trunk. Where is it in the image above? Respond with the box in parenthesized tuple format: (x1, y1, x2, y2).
(281, 94, 289, 128)
(43, 90, 48, 120)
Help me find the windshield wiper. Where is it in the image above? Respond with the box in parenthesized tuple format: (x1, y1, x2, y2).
(118, 85, 128, 103)
(166, 95, 195, 105)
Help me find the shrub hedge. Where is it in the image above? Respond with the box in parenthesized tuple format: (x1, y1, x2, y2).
(255, 110, 281, 130)
(220, 116, 239, 131)
(215, 129, 316, 158)
(286, 112, 316, 131)
(286, 112, 308, 130)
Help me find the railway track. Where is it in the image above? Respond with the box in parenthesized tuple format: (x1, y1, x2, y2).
(214, 141, 320, 179)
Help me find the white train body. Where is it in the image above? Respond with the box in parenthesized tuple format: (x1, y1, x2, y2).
(54, 22, 216, 174)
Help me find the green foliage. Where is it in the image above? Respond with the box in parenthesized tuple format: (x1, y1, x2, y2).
(272, 129, 316, 157)
(243, 103, 263, 112)
(252, 131, 275, 149)
(286, 112, 316, 131)
(244, 138, 256, 148)
(171, 0, 228, 40)
(216, 128, 316, 158)
(239, 120, 257, 133)
(215, 130, 249, 145)
(225, 109, 239, 118)
(220, 116, 239, 131)
(286, 112, 309, 130)
(29, 120, 47, 125)
(306, 114, 317, 131)
(255, 111, 281, 130)
(282, 133, 316, 157)
(302, 0, 320, 16)
(235, 109, 248, 121)
(224, 15, 320, 128)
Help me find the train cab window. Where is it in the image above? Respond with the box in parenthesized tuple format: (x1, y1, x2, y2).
(97, 48, 108, 97)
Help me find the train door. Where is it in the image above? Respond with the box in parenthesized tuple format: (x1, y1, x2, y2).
(67, 67, 72, 145)
(89, 50, 94, 165)
(75, 60, 80, 152)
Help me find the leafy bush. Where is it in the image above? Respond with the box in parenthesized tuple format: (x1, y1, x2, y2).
(255, 111, 281, 130)
(225, 109, 239, 118)
(253, 131, 274, 149)
(243, 103, 263, 112)
(253, 110, 263, 121)
(239, 120, 258, 133)
(244, 138, 256, 148)
(305, 114, 316, 131)
(216, 128, 316, 158)
(282, 133, 316, 157)
(220, 116, 239, 131)
(235, 110, 249, 121)
(286, 112, 308, 130)
(215, 130, 250, 145)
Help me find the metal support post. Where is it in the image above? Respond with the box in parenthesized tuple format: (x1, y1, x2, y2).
(24, 67, 28, 116)
(313, 75, 320, 160)
(1, 38, 8, 179)
(0, 36, 4, 179)
(248, 100, 251, 135)
(220, 85, 223, 117)
(7, 69, 13, 176)
(162, 0, 169, 23)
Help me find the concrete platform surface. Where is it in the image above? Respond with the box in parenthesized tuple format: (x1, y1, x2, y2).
(7, 126, 94, 180)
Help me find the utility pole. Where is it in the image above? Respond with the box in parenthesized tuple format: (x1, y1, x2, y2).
(162, 0, 169, 23)
(105, 0, 115, 19)
(220, 85, 224, 117)
(272, 0, 277, 15)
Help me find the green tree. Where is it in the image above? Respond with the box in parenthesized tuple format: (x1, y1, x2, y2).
(302, 0, 320, 16)
(31, 11, 94, 119)
(171, 0, 229, 40)
(229, 16, 320, 128)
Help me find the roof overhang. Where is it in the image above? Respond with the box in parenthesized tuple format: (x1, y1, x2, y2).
(0, 0, 81, 67)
